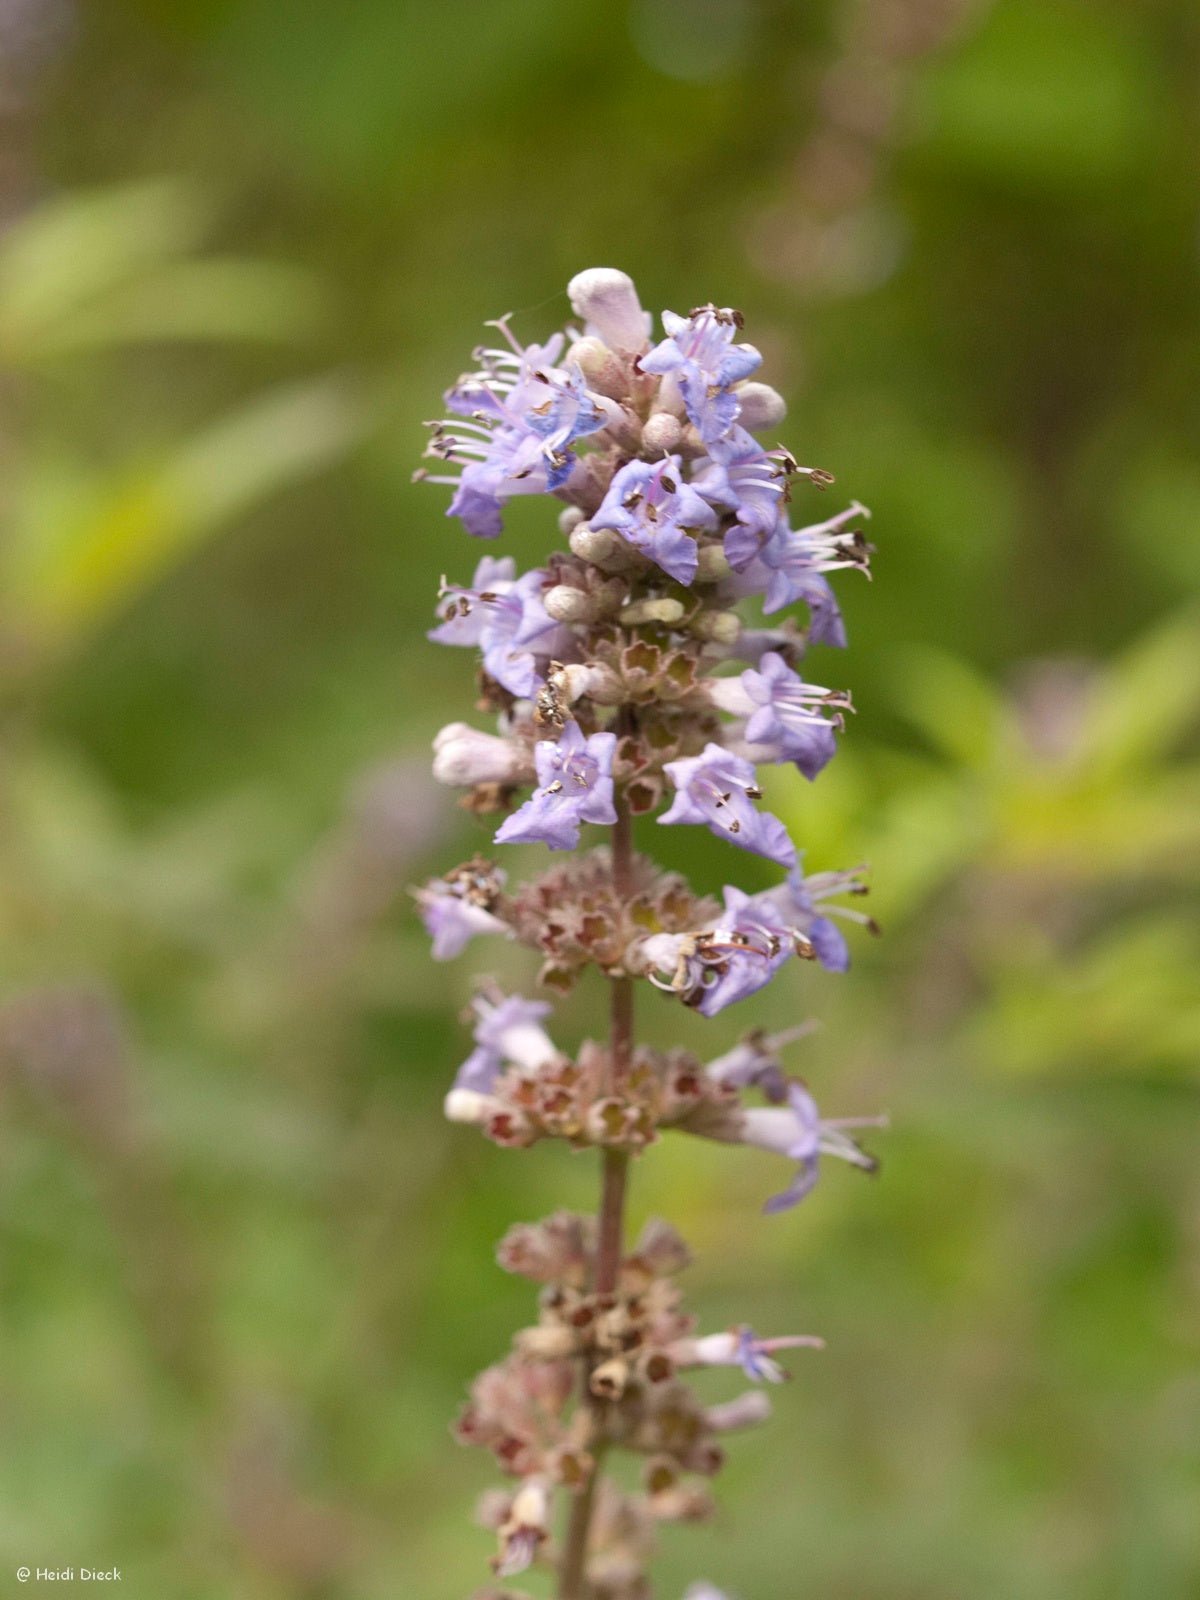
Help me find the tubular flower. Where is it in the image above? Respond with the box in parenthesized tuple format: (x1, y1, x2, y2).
(454, 992, 557, 1095)
(422, 318, 610, 536)
(761, 865, 879, 972)
(416, 870, 509, 960)
(737, 1081, 886, 1213)
(639, 305, 763, 446)
(708, 651, 849, 778)
(635, 887, 805, 1017)
(430, 559, 565, 698)
(494, 721, 617, 851)
(758, 502, 872, 616)
(673, 1326, 825, 1383)
(660, 744, 796, 867)
(590, 456, 717, 584)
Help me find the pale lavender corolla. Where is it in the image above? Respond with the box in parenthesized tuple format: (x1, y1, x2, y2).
(590, 456, 716, 585)
(494, 721, 618, 851)
(660, 744, 795, 867)
(640, 305, 762, 447)
(455, 993, 557, 1094)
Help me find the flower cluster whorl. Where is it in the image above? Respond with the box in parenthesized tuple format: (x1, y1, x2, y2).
(418, 269, 886, 1600)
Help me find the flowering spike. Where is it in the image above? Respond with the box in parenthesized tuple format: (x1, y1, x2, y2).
(419, 269, 887, 1598)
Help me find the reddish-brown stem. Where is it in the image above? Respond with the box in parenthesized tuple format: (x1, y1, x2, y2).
(556, 797, 635, 1600)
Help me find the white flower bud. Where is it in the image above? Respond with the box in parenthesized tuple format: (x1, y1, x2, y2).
(566, 335, 628, 400)
(689, 610, 742, 644)
(656, 371, 687, 418)
(641, 412, 683, 454)
(693, 546, 733, 583)
(619, 597, 685, 626)
(432, 723, 530, 787)
(515, 1324, 581, 1360)
(508, 1477, 551, 1532)
(443, 1087, 502, 1125)
(734, 380, 788, 429)
(544, 585, 597, 623)
(567, 267, 648, 353)
(558, 505, 585, 535)
(568, 522, 629, 568)
(551, 661, 624, 705)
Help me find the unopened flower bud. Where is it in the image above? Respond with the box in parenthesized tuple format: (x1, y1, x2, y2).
(566, 335, 629, 400)
(567, 267, 648, 353)
(641, 412, 682, 454)
(569, 523, 632, 569)
(734, 380, 787, 429)
(444, 1087, 503, 1125)
(433, 724, 530, 787)
(514, 1324, 581, 1360)
(688, 610, 742, 644)
(620, 597, 685, 626)
(558, 505, 585, 536)
(550, 661, 624, 706)
(693, 546, 733, 583)
(544, 585, 597, 624)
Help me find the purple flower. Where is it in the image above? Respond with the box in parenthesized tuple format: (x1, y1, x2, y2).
(455, 992, 557, 1094)
(430, 560, 564, 698)
(416, 877, 510, 960)
(739, 1081, 884, 1213)
(423, 318, 608, 535)
(590, 456, 716, 585)
(694, 427, 833, 570)
(523, 363, 608, 489)
(705, 1023, 819, 1101)
(675, 1326, 824, 1383)
(638, 886, 797, 1016)
(758, 502, 871, 616)
(660, 743, 795, 867)
(640, 305, 762, 447)
(729, 578, 847, 651)
(494, 720, 618, 851)
(762, 865, 877, 973)
(709, 652, 847, 779)
(427, 554, 517, 647)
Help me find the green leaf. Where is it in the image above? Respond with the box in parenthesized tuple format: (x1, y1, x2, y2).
(890, 646, 1011, 771)
(6, 378, 368, 643)
(0, 181, 211, 359)
(21, 258, 327, 356)
(1075, 610, 1200, 780)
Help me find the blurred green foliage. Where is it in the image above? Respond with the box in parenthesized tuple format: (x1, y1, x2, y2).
(0, 2, 1197, 1598)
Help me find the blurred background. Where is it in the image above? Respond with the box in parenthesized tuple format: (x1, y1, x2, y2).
(1, 1, 1198, 1596)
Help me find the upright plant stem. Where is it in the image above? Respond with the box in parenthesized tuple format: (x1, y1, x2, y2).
(556, 801, 634, 1599)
